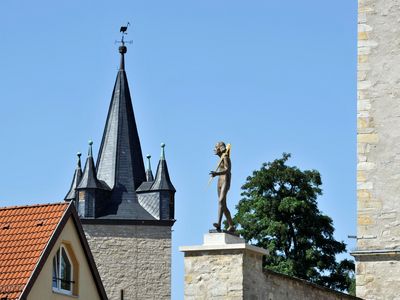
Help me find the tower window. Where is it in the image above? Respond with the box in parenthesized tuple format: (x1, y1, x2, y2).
(52, 245, 74, 294)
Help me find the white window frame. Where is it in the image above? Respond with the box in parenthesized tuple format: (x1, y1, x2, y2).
(52, 245, 74, 295)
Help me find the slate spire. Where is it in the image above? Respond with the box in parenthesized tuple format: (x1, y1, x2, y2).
(152, 143, 176, 192)
(64, 32, 175, 221)
(78, 141, 103, 189)
(145, 154, 154, 182)
(95, 43, 148, 218)
(65, 152, 83, 201)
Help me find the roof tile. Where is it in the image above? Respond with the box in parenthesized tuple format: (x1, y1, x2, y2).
(0, 203, 68, 300)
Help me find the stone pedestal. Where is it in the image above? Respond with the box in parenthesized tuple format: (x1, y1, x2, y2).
(179, 232, 268, 300)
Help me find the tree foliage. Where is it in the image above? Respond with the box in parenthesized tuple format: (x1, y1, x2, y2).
(233, 153, 354, 293)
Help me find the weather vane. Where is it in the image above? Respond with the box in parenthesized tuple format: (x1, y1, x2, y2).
(116, 22, 133, 46)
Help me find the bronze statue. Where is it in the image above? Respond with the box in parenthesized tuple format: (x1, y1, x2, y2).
(209, 142, 235, 232)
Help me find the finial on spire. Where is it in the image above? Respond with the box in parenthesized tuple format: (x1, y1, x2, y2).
(64, 152, 83, 202)
(160, 143, 166, 159)
(76, 152, 82, 168)
(88, 140, 93, 157)
(146, 154, 152, 171)
(145, 154, 154, 182)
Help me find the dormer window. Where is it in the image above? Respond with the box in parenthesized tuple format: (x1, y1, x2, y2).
(52, 245, 73, 294)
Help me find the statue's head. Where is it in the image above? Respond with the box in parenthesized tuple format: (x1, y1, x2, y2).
(214, 142, 226, 156)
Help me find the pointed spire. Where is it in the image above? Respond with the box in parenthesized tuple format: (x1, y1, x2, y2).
(65, 152, 83, 201)
(78, 141, 103, 189)
(146, 154, 154, 182)
(151, 143, 176, 192)
(95, 41, 147, 218)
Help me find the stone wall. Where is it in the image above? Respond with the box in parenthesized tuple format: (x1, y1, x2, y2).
(183, 250, 358, 300)
(356, 255, 400, 299)
(355, 0, 400, 298)
(357, 0, 400, 252)
(181, 233, 358, 300)
(259, 270, 358, 300)
(83, 224, 171, 300)
(184, 250, 244, 299)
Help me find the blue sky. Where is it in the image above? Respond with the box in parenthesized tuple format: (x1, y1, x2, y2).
(0, 1, 357, 298)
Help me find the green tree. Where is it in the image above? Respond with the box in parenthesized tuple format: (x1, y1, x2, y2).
(233, 153, 355, 293)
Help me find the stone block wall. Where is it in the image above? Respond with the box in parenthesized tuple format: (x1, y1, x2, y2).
(183, 250, 358, 300)
(259, 270, 359, 300)
(184, 250, 244, 299)
(357, 0, 400, 252)
(355, 0, 400, 298)
(356, 256, 400, 299)
(181, 233, 358, 300)
(83, 224, 171, 300)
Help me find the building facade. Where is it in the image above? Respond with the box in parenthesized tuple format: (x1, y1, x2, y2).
(354, 0, 400, 299)
(65, 42, 176, 299)
(0, 202, 107, 300)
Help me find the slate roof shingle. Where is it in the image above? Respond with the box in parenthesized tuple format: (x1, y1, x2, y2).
(94, 47, 150, 220)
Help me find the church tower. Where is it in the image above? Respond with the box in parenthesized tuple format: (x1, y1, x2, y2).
(354, 0, 400, 299)
(65, 38, 175, 299)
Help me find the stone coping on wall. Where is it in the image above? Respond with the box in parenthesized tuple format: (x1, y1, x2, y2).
(179, 232, 268, 256)
(351, 248, 400, 261)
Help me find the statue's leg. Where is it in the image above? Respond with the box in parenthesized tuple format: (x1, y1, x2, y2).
(224, 207, 234, 229)
(220, 183, 235, 231)
(217, 200, 224, 228)
(218, 184, 224, 228)
(213, 185, 223, 231)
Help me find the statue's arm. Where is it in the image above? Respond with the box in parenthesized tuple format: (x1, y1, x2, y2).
(213, 156, 231, 176)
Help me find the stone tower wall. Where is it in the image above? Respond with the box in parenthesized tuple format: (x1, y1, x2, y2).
(83, 224, 171, 300)
(356, 0, 400, 298)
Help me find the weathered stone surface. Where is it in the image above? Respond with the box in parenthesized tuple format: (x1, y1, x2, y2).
(258, 270, 359, 300)
(355, 0, 400, 299)
(84, 224, 171, 300)
(355, 258, 400, 300)
(183, 250, 244, 299)
(181, 233, 358, 300)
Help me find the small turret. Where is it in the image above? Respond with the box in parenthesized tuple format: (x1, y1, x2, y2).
(136, 143, 175, 220)
(65, 152, 83, 204)
(76, 141, 109, 217)
(77, 141, 103, 190)
(151, 143, 176, 193)
(152, 143, 175, 220)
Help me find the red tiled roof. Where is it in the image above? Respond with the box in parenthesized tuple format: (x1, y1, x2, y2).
(0, 202, 69, 300)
